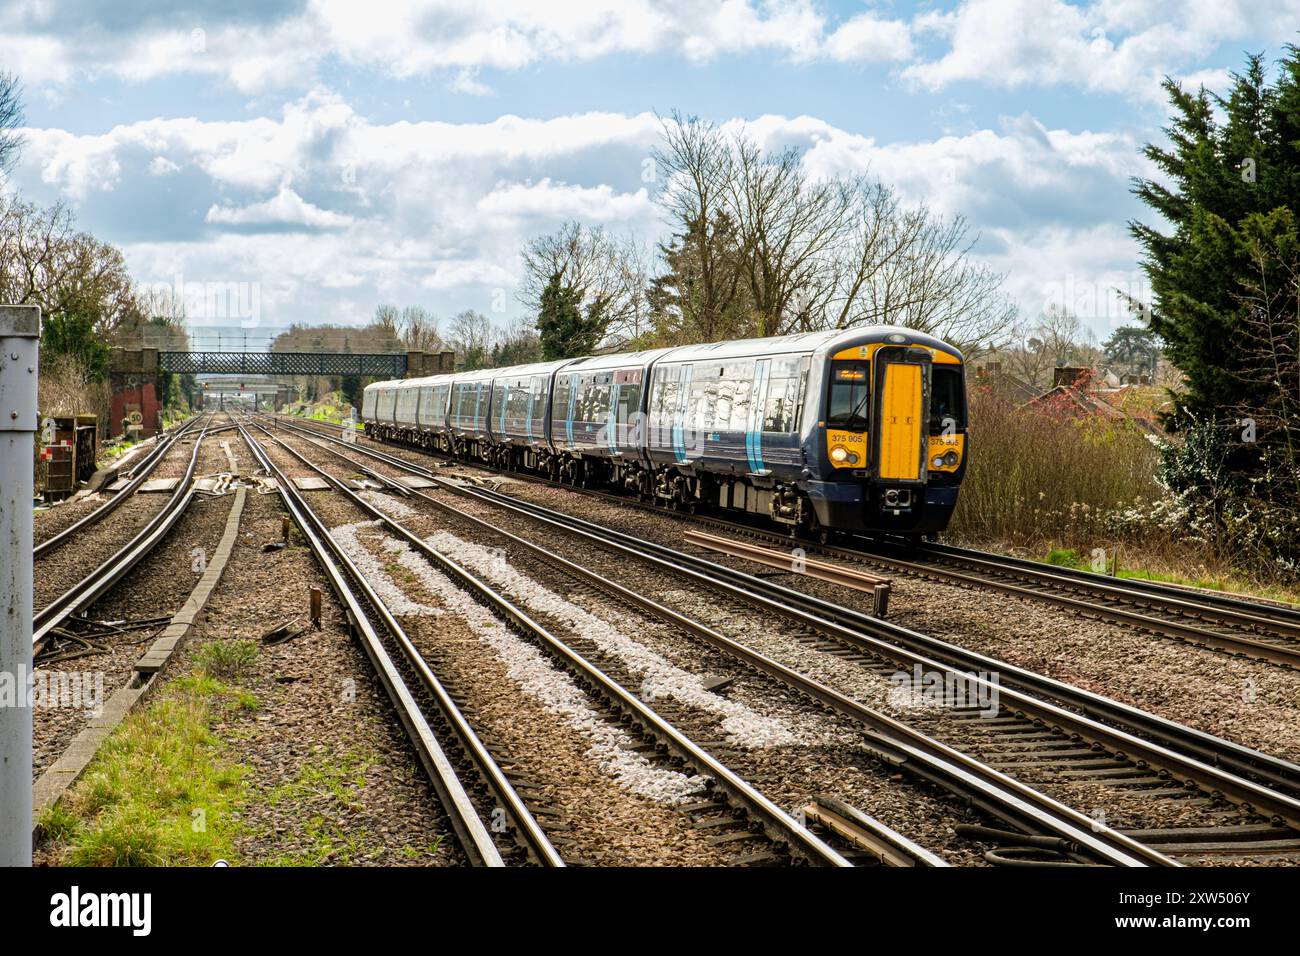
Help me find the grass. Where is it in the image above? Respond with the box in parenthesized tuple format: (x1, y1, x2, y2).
(194, 638, 260, 680)
(36, 636, 435, 867)
(37, 673, 253, 866)
(1040, 544, 1300, 605)
(262, 749, 409, 867)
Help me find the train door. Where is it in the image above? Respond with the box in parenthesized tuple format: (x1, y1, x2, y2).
(871, 348, 931, 486)
(671, 364, 694, 464)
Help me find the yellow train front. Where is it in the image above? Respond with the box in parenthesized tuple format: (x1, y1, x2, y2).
(801, 327, 967, 540)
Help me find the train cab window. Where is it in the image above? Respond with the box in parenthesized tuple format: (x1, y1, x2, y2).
(827, 361, 870, 431)
(930, 366, 966, 434)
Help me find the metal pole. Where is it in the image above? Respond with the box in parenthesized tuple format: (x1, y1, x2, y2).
(0, 305, 39, 867)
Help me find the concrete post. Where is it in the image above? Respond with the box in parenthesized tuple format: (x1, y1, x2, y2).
(0, 305, 39, 866)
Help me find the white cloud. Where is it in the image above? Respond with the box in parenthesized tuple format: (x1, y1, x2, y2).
(478, 179, 655, 224)
(824, 12, 914, 63)
(205, 186, 355, 229)
(903, 0, 1300, 101)
(10, 90, 1160, 336)
(0, 0, 843, 94)
(449, 68, 493, 96)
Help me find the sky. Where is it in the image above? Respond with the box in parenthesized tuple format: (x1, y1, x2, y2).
(3, 0, 1299, 347)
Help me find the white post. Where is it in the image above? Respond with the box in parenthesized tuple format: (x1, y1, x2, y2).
(0, 304, 39, 867)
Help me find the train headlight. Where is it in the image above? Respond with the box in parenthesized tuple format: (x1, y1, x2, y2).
(931, 456, 945, 469)
(830, 445, 849, 463)
(942, 450, 959, 466)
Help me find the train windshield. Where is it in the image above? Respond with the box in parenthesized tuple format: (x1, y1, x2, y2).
(827, 362, 871, 431)
(929, 366, 966, 434)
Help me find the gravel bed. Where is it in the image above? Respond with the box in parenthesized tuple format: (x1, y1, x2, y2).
(33, 492, 114, 545)
(271, 431, 1010, 864)
(467, 472, 1300, 765)
(166, 464, 458, 866)
(384, 479, 1285, 861)
(264, 436, 780, 865)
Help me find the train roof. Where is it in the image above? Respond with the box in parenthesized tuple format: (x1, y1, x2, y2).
(486, 358, 573, 381)
(362, 326, 961, 394)
(395, 372, 456, 389)
(658, 326, 963, 364)
(555, 346, 680, 374)
(364, 378, 408, 391)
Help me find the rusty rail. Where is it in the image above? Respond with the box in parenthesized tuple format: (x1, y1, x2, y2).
(684, 529, 891, 616)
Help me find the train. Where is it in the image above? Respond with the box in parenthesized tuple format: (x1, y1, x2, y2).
(361, 326, 968, 541)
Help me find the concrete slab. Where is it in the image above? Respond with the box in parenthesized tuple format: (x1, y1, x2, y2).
(139, 477, 181, 493)
(292, 475, 331, 491)
(396, 475, 436, 489)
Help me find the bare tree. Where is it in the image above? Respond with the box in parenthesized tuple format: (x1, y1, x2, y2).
(1001, 306, 1099, 388)
(518, 221, 649, 344)
(400, 305, 443, 352)
(373, 303, 400, 341)
(651, 113, 1015, 351)
(727, 136, 858, 336)
(447, 309, 493, 369)
(651, 112, 751, 342)
(0, 72, 23, 175)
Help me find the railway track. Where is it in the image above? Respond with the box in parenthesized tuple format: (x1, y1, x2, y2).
(34, 415, 202, 558)
(261, 416, 1300, 868)
(274, 414, 1300, 671)
(843, 537, 1300, 670)
(243, 419, 860, 867)
(261, 413, 1300, 864)
(539, 485, 1300, 671)
(32, 416, 214, 653)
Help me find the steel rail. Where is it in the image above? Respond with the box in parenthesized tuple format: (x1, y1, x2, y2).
(236, 421, 545, 867)
(839, 540, 1300, 663)
(34, 414, 203, 559)
(264, 414, 1300, 797)
(33, 416, 213, 649)
(451, 480, 1300, 826)
(253, 421, 854, 868)
(263, 420, 1180, 867)
(803, 795, 950, 867)
(916, 539, 1300, 628)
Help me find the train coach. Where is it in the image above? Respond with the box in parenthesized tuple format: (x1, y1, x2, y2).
(361, 326, 967, 541)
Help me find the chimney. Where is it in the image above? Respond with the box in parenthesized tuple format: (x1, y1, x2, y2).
(1053, 366, 1089, 389)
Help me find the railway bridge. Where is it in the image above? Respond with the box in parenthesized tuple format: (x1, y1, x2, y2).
(108, 346, 453, 437)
